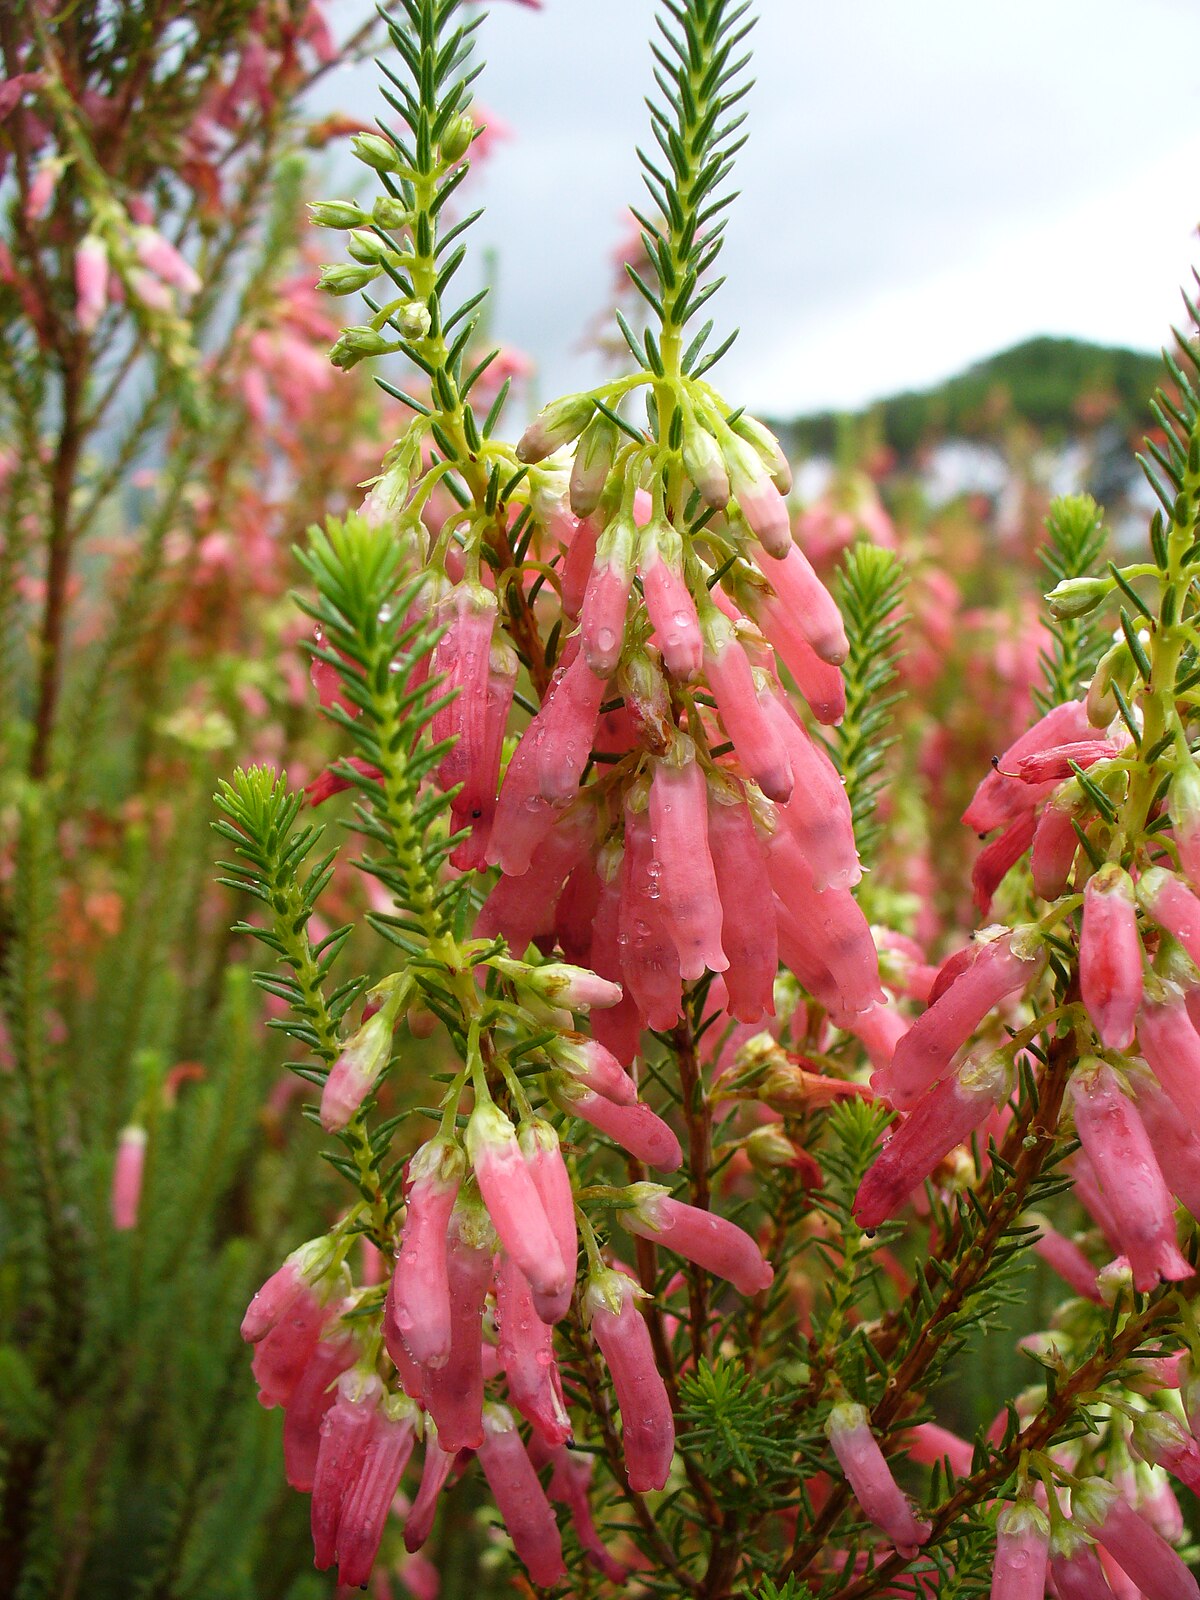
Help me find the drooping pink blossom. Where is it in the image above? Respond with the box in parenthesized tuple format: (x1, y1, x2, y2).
(534, 646, 607, 805)
(761, 690, 861, 890)
(902, 1422, 975, 1480)
(466, 1100, 568, 1309)
(1136, 985, 1200, 1121)
(282, 1328, 358, 1491)
(825, 1402, 931, 1556)
(768, 851, 883, 1017)
(242, 1237, 336, 1343)
(703, 617, 793, 802)
(516, 1117, 578, 1323)
(990, 1498, 1050, 1600)
(477, 800, 596, 954)
(334, 1394, 420, 1588)
(640, 533, 702, 678)
(554, 1079, 682, 1170)
(1030, 785, 1079, 900)
(320, 1004, 396, 1132)
(727, 436, 791, 556)
(579, 513, 635, 675)
(403, 1424, 455, 1552)
(706, 781, 777, 1022)
(450, 635, 517, 867)
(1129, 1411, 1200, 1497)
(1073, 1476, 1200, 1600)
(561, 513, 602, 617)
(530, 1439, 627, 1582)
(1049, 1528, 1116, 1600)
(1080, 865, 1142, 1050)
(311, 1369, 383, 1570)
(1130, 1065, 1200, 1220)
(972, 810, 1038, 913)
(251, 1291, 333, 1410)
(74, 235, 109, 332)
(1067, 1062, 1191, 1294)
(421, 1197, 495, 1449)
(1138, 867, 1200, 969)
(649, 737, 728, 980)
(494, 1251, 572, 1445)
(385, 1136, 464, 1370)
(477, 1403, 566, 1586)
(111, 1124, 147, 1231)
(549, 1032, 636, 1104)
(618, 790, 683, 1029)
(750, 541, 848, 664)
(618, 1185, 772, 1294)
(585, 1267, 675, 1492)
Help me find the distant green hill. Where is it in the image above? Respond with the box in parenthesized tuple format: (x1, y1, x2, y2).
(774, 336, 1164, 459)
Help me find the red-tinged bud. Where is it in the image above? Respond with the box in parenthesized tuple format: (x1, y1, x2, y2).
(580, 513, 635, 675)
(1081, 865, 1143, 1050)
(990, 1498, 1050, 1600)
(467, 1099, 568, 1305)
(533, 648, 606, 804)
(1073, 1476, 1200, 1600)
(450, 636, 518, 869)
(561, 514, 602, 618)
(1030, 783, 1080, 900)
(1087, 640, 1135, 729)
(761, 690, 861, 890)
(531, 1440, 627, 1583)
(649, 736, 728, 981)
(1130, 1412, 1200, 1496)
(640, 531, 703, 679)
(1030, 1221, 1101, 1302)
(1006, 738, 1118, 783)
(750, 542, 848, 665)
(335, 1393, 420, 1588)
(1140, 867, 1200, 970)
(554, 1079, 682, 1171)
(495, 1252, 572, 1445)
(1050, 1525, 1116, 1600)
(282, 1329, 358, 1492)
(702, 615, 794, 802)
(706, 780, 778, 1023)
(1130, 1065, 1200, 1220)
(569, 412, 618, 517)
(111, 1125, 146, 1231)
(618, 1184, 773, 1295)
(1170, 758, 1200, 889)
(854, 1051, 1011, 1229)
(726, 434, 791, 556)
(511, 959, 622, 1011)
(386, 1137, 464, 1370)
(1068, 1061, 1191, 1294)
(518, 1118, 578, 1324)
(549, 1032, 636, 1105)
(320, 999, 400, 1133)
(516, 393, 595, 464)
(903, 1423, 974, 1480)
(404, 1424, 455, 1552)
(618, 788, 683, 1030)
(1136, 984, 1200, 1120)
(478, 1403, 566, 1586)
(962, 700, 1092, 833)
(585, 1267, 675, 1492)
(422, 1197, 495, 1450)
(825, 1402, 931, 1556)
(874, 928, 1043, 1110)
(310, 1368, 382, 1570)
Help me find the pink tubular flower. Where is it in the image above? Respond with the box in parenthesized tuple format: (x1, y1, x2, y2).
(972, 810, 1038, 914)
(1136, 984, 1200, 1120)
(702, 617, 794, 802)
(580, 512, 635, 675)
(1169, 759, 1200, 888)
(466, 1099, 568, 1309)
(1050, 1527, 1115, 1600)
(726, 435, 791, 556)
(1080, 865, 1142, 1049)
(561, 513, 602, 617)
(477, 800, 595, 954)
(478, 1403, 566, 1586)
(585, 1267, 675, 1492)
(531, 1440, 627, 1582)
(618, 790, 683, 1029)
(111, 1125, 147, 1230)
(751, 541, 848, 665)
(1007, 738, 1118, 783)
(825, 1402, 931, 1556)
(283, 1328, 358, 1491)
(449, 634, 518, 866)
(320, 1003, 396, 1132)
(854, 1051, 1010, 1228)
(1031, 1223, 1101, 1302)
(74, 235, 108, 332)
(903, 1422, 974, 1480)
(1138, 867, 1200, 968)
(706, 781, 777, 1022)
(242, 1237, 335, 1343)
(555, 1079, 682, 1170)
(1130, 1411, 1200, 1496)
(311, 1369, 383, 1570)
(535, 646, 607, 805)
(874, 929, 1042, 1110)
(334, 1393, 420, 1588)
(517, 1118, 578, 1323)
(1067, 1062, 1191, 1293)
(422, 1198, 494, 1450)
(962, 701, 1092, 834)
(1131, 1064, 1200, 1219)
(617, 1185, 773, 1295)
(549, 1032, 635, 1104)
(639, 530, 702, 678)
(431, 580, 496, 795)
(990, 1498, 1050, 1600)
(403, 1424, 455, 1552)
(386, 1136, 464, 1369)
(761, 690, 861, 890)
(1030, 784, 1079, 900)
(768, 853, 882, 1017)
(1073, 1476, 1200, 1600)
(495, 1251, 572, 1445)
(251, 1290, 334, 1410)
(649, 737, 728, 980)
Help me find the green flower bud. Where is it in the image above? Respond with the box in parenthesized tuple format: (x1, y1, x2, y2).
(317, 262, 380, 295)
(516, 394, 596, 464)
(730, 412, 792, 494)
(372, 195, 409, 230)
(351, 132, 402, 173)
(440, 112, 476, 164)
(330, 326, 397, 370)
(569, 412, 619, 517)
(346, 228, 394, 265)
(682, 418, 730, 508)
(395, 300, 432, 340)
(309, 200, 370, 230)
(1045, 574, 1112, 619)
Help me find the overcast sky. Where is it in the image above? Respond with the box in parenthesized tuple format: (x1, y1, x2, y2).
(318, 0, 1200, 416)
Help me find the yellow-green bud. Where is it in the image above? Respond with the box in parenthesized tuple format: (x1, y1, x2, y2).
(317, 262, 380, 295)
(440, 112, 475, 164)
(309, 200, 370, 229)
(351, 132, 402, 173)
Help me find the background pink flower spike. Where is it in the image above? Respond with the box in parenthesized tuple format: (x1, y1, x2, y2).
(649, 740, 729, 981)
(706, 783, 778, 1022)
(702, 624, 794, 802)
(518, 1118, 578, 1324)
(334, 1396, 419, 1589)
(466, 1099, 568, 1306)
(825, 1402, 932, 1556)
(618, 795, 684, 1029)
(1074, 1477, 1200, 1600)
(310, 1369, 382, 1571)
(422, 1199, 495, 1451)
(1080, 865, 1143, 1050)
(282, 1330, 358, 1492)
(990, 1499, 1050, 1600)
(477, 1404, 567, 1587)
(494, 1251, 572, 1446)
(403, 1424, 455, 1552)
(586, 1269, 675, 1493)
(619, 1188, 773, 1295)
(386, 1136, 464, 1369)
(556, 1081, 683, 1170)
(1067, 1062, 1192, 1293)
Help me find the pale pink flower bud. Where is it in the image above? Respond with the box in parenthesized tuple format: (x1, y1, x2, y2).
(751, 542, 848, 664)
(25, 160, 58, 221)
(706, 780, 777, 1023)
(962, 700, 1092, 834)
(1130, 1411, 1200, 1496)
(1067, 1062, 1191, 1294)
(1136, 984, 1200, 1120)
(726, 435, 791, 556)
(761, 690, 861, 890)
(1073, 1476, 1200, 1600)
(74, 235, 108, 332)
(335, 1396, 420, 1589)
(134, 226, 202, 295)
(682, 419, 731, 507)
(404, 1424, 455, 1551)
(618, 1185, 773, 1295)
(875, 929, 1043, 1109)
(478, 1403, 566, 1586)
(585, 1267, 675, 1492)
(639, 530, 703, 678)
(903, 1422, 974, 1480)
(580, 513, 635, 674)
(518, 1118, 578, 1324)
(854, 1051, 1011, 1228)
(1170, 758, 1200, 889)
(1081, 865, 1142, 1049)
(1050, 1526, 1115, 1600)
(242, 1236, 334, 1342)
(554, 1079, 682, 1171)
(618, 790, 683, 1030)
(283, 1329, 358, 1491)
(531, 1440, 627, 1582)
(1030, 784, 1080, 900)
(386, 1137, 464, 1369)
(516, 393, 595, 464)
(1139, 867, 1200, 970)
(320, 1006, 395, 1132)
(111, 1125, 147, 1231)
(534, 647, 606, 804)
(422, 1197, 495, 1450)
(311, 1369, 383, 1570)
(549, 1032, 636, 1105)
(649, 737, 728, 980)
(466, 1099, 567, 1305)
(451, 635, 518, 869)
(518, 961, 622, 1011)
(703, 617, 794, 802)
(495, 1252, 572, 1445)
(825, 1402, 931, 1556)
(570, 413, 619, 517)
(991, 1498, 1050, 1600)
